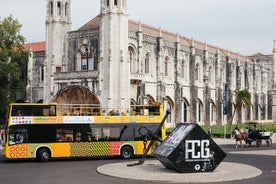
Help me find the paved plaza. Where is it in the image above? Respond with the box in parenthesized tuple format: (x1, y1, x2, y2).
(97, 137, 276, 183)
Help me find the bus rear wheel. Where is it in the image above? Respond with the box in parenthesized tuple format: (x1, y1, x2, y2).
(37, 148, 50, 162)
(121, 146, 133, 159)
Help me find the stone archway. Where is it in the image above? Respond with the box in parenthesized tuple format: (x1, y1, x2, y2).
(53, 85, 100, 105)
(52, 85, 101, 115)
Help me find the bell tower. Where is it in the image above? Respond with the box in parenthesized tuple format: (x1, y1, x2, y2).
(44, 0, 71, 102)
(99, 0, 130, 112)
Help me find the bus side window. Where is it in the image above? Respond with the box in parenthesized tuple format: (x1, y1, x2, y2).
(56, 129, 73, 142)
(82, 126, 92, 142)
(11, 107, 21, 116)
(92, 128, 101, 141)
(43, 109, 50, 116)
(103, 128, 110, 140)
(76, 132, 81, 142)
(103, 127, 120, 140)
(87, 133, 92, 141)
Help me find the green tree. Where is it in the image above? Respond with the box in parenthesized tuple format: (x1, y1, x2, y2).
(228, 88, 252, 131)
(0, 15, 29, 125)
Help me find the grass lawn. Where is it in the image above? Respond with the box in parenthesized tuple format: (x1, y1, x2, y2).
(167, 123, 276, 138)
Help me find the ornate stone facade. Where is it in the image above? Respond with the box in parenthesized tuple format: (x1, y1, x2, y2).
(25, 0, 276, 127)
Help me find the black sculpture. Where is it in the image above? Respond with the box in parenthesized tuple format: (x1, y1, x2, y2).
(127, 110, 171, 167)
(153, 123, 227, 173)
(127, 110, 226, 173)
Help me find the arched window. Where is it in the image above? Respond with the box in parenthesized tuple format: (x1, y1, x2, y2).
(164, 57, 169, 76)
(81, 47, 95, 71)
(114, 0, 118, 6)
(145, 53, 150, 74)
(164, 99, 173, 124)
(107, 0, 109, 6)
(220, 68, 223, 84)
(197, 100, 203, 123)
(41, 66, 44, 82)
(183, 102, 187, 122)
(128, 47, 136, 73)
(49, 2, 54, 16)
(195, 63, 199, 81)
(183, 100, 189, 122)
(146, 95, 155, 106)
(210, 101, 216, 122)
(65, 3, 68, 16)
(57, 1, 61, 16)
(209, 66, 212, 83)
(181, 60, 184, 78)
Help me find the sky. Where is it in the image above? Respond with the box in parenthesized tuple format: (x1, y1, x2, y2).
(0, 0, 275, 55)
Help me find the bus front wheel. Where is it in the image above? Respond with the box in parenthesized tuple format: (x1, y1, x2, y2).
(37, 148, 50, 162)
(120, 146, 133, 159)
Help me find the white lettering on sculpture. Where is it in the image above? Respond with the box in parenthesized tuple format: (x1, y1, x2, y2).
(185, 140, 210, 160)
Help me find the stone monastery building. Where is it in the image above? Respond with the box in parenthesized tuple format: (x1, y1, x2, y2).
(24, 0, 276, 128)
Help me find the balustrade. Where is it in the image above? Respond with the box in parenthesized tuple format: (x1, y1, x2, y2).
(54, 70, 99, 80)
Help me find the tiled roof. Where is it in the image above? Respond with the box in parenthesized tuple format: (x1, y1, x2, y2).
(25, 15, 251, 62)
(249, 53, 265, 57)
(128, 19, 249, 61)
(23, 41, 46, 52)
(78, 15, 101, 31)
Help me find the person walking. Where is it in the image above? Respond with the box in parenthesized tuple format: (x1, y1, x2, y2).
(208, 127, 212, 137)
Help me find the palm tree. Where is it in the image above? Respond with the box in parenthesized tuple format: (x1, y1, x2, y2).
(228, 88, 252, 132)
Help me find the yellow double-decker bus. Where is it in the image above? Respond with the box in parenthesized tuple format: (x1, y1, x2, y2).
(2, 102, 165, 161)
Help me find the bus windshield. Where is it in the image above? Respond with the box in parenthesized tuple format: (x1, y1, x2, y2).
(8, 126, 27, 145)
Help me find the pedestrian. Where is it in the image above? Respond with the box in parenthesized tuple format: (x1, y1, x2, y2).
(208, 127, 212, 137)
(234, 125, 239, 131)
(1, 128, 4, 141)
(245, 126, 249, 133)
